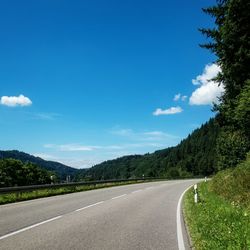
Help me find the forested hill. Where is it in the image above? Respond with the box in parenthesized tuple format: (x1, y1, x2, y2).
(0, 150, 78, 180)
(77, 118, 220, 181)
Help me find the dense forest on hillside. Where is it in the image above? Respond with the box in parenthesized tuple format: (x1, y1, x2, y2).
(0, 150, 78, 181)
(200, 0, 250, 169)
(78, 0, 250, 181)
(0, 159, 52, 187)
(1, 0, 249, 187)
(76, 118, 220, 180)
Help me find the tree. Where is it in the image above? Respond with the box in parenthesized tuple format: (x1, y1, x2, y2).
(0, 159, 52, 187)
(201, 0, 250, 167)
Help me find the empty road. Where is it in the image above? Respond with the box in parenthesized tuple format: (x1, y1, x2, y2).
(0, 180, 198, 250)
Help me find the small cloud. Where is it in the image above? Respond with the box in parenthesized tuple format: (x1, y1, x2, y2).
(173, 93, 181, 101)
(173, 93, 187, 102)
(44, 144, 99, 152)
(189, 63, 224, 105)
(144, 131, 166, 136)
(153, 106, 183, 116)
(0, 94, 32, 107)
(33, 153, 58, 160)
(142, 131, 180, 141)
(192, 63, 221, 85)
(110, 129, 134, 136)
(181, 95, 187, 101)
(33, 113, 60, 120)
(189, 82, 225, 105)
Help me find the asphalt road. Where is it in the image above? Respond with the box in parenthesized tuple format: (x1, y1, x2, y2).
(0, 180, 199, 250)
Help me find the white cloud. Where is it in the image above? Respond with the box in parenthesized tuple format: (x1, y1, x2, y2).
(190, 81, 225, 105)
(173, 93, 187, 102)
(181, 95, 187, 101)
(142, 131, 179, 141)
(153, 106, 183, 116)
(144, 131, 166, 136)
(190, 63, 224, 105)
(111, 128, 179, 141)
(111, 129, 133, 136)
(173, 93, 181, 101)
(33, 113, 60, 120)
(44, 144, 99, 152)
(192, 63, 221, 85)
(0, 94, 32, 107)
(33, 153, 58, 160)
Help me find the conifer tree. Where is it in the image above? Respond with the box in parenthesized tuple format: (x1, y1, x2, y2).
(200, 0, 250, 168)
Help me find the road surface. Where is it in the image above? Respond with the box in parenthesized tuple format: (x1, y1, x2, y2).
(0, 180, 198, 250)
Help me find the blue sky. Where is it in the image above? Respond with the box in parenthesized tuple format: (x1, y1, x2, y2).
(0, 0, 223, 168)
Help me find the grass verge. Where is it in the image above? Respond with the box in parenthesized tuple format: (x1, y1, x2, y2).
(0, 180, 144, 205)
(184, 181, 250, 249)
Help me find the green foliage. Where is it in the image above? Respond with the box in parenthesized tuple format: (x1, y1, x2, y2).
(0, 150, 78, 181)
(184, 182, 250, 249)
(201, 0, 250, 167)
(77, 118, 220, 181)
(201, 0, 250, 101)
(0, 159, 52, 187)
(210, 153, 250, 209)
(216, 130, 249, 169)
(234, 80, 250, 139)
(184, 3, 250, 248)
(0, 180, 145, 205)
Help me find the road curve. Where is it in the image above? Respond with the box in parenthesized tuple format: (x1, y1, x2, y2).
(0, 180, 198, 250)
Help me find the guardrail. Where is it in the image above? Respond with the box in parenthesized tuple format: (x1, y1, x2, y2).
(0, 178, 165, 194)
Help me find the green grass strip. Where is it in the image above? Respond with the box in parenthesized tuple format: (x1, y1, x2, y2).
(184, 182, 250, 250)
(0, 180, 144, 205)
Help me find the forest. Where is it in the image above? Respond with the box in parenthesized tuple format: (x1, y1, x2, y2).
(76, 118, 220, 180)
(0, 159, 52, 187)
(77, 0, 250, 181)
(1, 0, 249, 187)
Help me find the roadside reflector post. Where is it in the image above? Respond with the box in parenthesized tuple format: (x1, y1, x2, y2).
(205, 176, 207, 182)
(194, 193, 198, 203)
(194, 184, 198, 203)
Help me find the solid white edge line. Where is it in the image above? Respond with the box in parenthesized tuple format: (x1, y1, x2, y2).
(177, 184, 193, 250)
(111, 194, 127, 200)
(0, 216, 62, 241)
(75, 201, 104, 212)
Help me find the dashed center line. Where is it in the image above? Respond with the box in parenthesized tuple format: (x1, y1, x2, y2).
(75, 201, 104, 212)
(132, 189, 143, 193)
(111, 194, 127, 200)
(0, 216, 62, 241)
(0, 185, 161, 241)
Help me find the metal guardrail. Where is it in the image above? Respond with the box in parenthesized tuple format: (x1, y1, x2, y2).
(0, 178, 165, 194)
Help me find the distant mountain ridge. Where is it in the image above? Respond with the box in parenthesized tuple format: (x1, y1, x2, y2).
(76, 118, 220, 181)
(1, 118, 220, 182)
(0, 150, 78, 180)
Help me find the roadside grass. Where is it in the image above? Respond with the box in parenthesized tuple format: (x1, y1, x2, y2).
(210, 154, 250, 210)
(184, 181, 250, 250)
(0, 180, 144, 205)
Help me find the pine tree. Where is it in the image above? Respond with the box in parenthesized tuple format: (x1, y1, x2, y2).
(201, 0, 250, 168)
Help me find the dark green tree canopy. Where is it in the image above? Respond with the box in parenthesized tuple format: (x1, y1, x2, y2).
(201, 0, 250, 167)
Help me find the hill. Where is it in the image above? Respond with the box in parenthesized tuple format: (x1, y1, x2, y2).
(0, 158, 52, 187)
(77, 118, 220, 181)
(0, 150, 78, 181)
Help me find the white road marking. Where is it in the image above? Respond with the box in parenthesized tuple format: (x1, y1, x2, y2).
(132, 190, 143, 194)
(0, 216, 62, 241)
(111, 194, 127, 200)
(75, 201, 104, 212)
(176, 184, 193, 250)
(145, 187, 154, 190)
